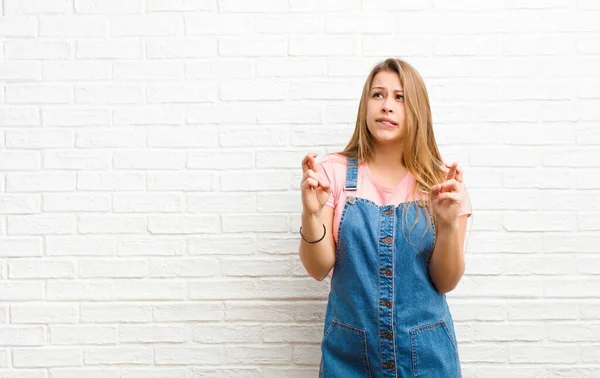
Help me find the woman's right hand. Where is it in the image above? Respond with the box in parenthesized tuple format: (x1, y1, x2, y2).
(301, 153, 332, 216)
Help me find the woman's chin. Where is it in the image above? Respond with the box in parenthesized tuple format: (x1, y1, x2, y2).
(372, 133, 404, 146)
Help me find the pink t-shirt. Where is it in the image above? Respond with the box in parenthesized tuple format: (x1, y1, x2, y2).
(317, 154, 472, 244)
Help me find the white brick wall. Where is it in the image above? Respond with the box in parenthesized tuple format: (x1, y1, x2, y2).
(0, 1, 598, 377)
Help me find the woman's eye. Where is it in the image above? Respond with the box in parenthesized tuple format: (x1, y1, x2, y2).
(372, 92, 403, 100)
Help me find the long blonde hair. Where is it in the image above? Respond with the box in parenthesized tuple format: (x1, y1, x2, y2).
(337, 58, 449, 234)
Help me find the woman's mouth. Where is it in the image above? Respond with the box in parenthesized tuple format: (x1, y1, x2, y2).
(376, 118, 398, 128)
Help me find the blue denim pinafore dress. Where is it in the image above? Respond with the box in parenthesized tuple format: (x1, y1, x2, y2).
(319, 157, 462, 378)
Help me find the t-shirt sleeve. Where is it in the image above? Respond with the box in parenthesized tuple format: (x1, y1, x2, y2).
(317, 155, 344, 209)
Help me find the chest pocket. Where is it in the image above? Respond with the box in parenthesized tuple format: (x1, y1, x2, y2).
(397, 202, 435, 257)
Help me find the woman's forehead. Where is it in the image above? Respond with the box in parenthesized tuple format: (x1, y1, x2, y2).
(371, 71, 403, 90)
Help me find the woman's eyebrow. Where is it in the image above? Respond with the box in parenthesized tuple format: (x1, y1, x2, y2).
(371, 86, 404, 92)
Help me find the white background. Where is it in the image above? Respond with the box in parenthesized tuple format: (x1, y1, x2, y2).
(1, 0, 599, 377)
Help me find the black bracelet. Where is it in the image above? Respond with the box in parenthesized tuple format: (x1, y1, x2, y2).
(299, 224, 326, 244)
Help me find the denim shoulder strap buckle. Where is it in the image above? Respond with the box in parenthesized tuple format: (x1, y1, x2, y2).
(344, 157, 358, 191)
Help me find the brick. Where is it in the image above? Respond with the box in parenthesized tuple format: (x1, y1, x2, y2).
(118, 325, 189, 343)
(149, 258, 219, 278)
(9, 260, 75, 279)
(0, 61, 41, 81)
(147, 171, 215, 191)
(113, 193, 183, 213)
(110, 15, 183, 37)
(78, 259, 148, 278)
(113, 62, 184, 81)
(77, 172, 145, 191)
(223, 345, 292, 364)
(0, 194, 41, 215)
(147, 123, 221, 147)
(75, 0, 142, 13)
(146, 38, 217, 58)
(5, 0, 72, 14)
(147, 0, 215, 11)
(0, 16, 38, 37)
(117, 237, 186, 257)
(152, 303, 223, 322)
(147, 82, 217, 103)
(42, 107, 109, 127)
(75, 85, 144, 104)
(84, 347, 153, 365)
(13, 348, 82, 368)
(78, 215, 146, 234)
(80, 304, 152, 324)
(147, 215, 219, 234)
(0, 107, 40, 126)
(0, 280, 44, 301)
(77, 39, 142, 59)
(46, 281, 113, 301)
(0, 238, 42, 257)
(6, 129, 74, 149)
(8, 215, 75, 235)
(4, 40, 71, 60)
(115, 280, 186, 300)
(219, 37, 287, 57)
(185, 15, 253, 35)
(190, 278, 329, 300)
(76, 128, 145, 148)
(11, 303, 78, 324)
(290, 35, 358, 56)
(0, 326, 46, 346)
(50, 326, 117, 345)
(154, 346, 223, 365)
(46, 236, 115, 257)
(43, 150, 110, 170)
(39, 16, 108, 37)
(113, 151, 186, 169)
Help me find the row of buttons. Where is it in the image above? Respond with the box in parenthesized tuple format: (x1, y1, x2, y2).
(344, 197, 396, 371)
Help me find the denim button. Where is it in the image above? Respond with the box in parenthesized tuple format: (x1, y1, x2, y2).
(380, 332, 393, 340)
(346, 196, 356, 204)
(382, 208, 393, 215)
(380, 300, 392, 308)
(380, 269, 392, 276)
(382, 236, 392, 244)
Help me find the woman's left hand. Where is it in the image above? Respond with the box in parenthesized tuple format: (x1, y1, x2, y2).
(430, 162, 465, 227)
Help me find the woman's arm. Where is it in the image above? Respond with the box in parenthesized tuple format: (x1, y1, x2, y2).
(428, 215, 468, 294)
(427, 161, 470, 294)
(297, 153, 336, 281)
(299, 206, 336, 281)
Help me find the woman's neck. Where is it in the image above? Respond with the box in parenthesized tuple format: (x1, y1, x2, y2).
(371, 142, 405, 169)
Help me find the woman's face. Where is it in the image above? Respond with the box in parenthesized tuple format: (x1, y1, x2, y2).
(366, 70, 406, 146)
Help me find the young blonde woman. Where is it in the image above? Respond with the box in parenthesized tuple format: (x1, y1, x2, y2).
(299, 58, 472, 377)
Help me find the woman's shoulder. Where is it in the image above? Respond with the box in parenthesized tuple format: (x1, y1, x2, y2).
(317, 153, 348, 189)
(317, 153, 349, 172)
(319, 153, 348, 165)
